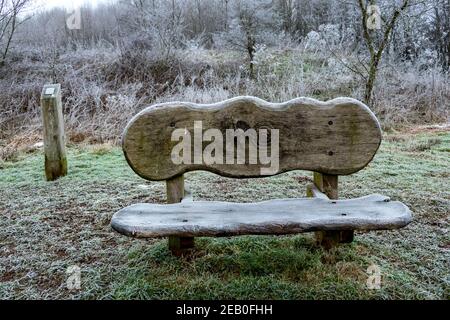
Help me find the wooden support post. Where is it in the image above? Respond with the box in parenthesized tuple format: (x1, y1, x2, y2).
(313, 172, 338, 199)
(166, 175, 194, 255)
(40, 84, 67, 181)
(166, 174, 185, 204)
(312, 172, 354, 249)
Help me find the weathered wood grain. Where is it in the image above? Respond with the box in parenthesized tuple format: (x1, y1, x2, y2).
(314, 172, 338, 200)
(111, 195, 412, 238)
(40, 84, 67, 181)
(122, 96, 382, 181)
(166, 175, 185, 204)
(312, 172, 354, 247)
(166, 175, 194, 254)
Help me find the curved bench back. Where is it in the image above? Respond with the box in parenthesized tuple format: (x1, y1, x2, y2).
(123, 96, 382, 181)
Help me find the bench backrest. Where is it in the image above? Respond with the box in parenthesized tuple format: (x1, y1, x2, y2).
(122, 96, 382, 181)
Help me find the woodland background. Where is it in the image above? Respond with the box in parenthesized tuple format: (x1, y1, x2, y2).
(0, 0, 449, 158)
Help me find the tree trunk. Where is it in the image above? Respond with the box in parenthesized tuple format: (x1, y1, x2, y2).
(224, 0, 229, 31)
(1, 8, 17, 65)
(248, 49, 255, 79)
(246, 33, 255, 79)
(364, 59, 378, 105)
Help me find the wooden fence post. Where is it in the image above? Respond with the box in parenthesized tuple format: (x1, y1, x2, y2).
(40, 84, 67, 181)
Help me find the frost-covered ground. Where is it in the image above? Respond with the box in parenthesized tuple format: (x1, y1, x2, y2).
(0, 128, 448, 299)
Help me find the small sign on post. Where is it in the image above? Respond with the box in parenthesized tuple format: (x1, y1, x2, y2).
(40, 84, 68, 181)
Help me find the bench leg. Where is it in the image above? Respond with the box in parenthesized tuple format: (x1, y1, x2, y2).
(166, 176, 196, 256)
(312, 173, 354, 249)
(168, 236, 195, 256)
(315, 231, 354, 249)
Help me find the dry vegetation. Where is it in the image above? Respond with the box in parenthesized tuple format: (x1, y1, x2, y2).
(1, 0, 449, 159)
(0, 46, 448, 161)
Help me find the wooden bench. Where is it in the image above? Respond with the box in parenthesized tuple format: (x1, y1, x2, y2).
(111, 96, 412, 255)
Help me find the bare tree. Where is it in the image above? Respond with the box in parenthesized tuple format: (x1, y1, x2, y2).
(119, 0, 186, 58)
(274, 0, 296, 34)
(429, 0, 450, 70)
(357, 0, 410, 104)
(216, 0, 273, 78)
(0, 0, 30, 66)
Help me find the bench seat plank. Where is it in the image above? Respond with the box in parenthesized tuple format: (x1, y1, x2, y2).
(111, 195, 411, 238)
